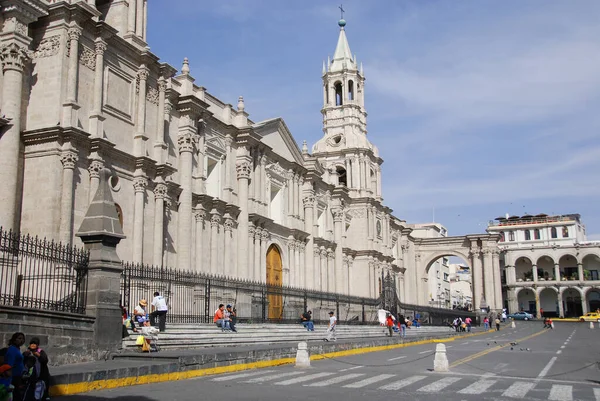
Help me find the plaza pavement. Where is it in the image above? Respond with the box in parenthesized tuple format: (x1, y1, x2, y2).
(56, 322, 600, 401)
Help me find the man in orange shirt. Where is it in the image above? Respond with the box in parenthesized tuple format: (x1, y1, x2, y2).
(214, 304, 231, 331)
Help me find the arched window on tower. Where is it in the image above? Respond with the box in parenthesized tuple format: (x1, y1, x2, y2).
(562, 226, 569, 238)
(534, 228, 540, 240)
(334, 82, 343, 106)
(550, 227, 557, 239)
(525, 230, 531, 241)
(325, 85, 329, 105)
(336, 166, 347, 187)
(348, 80, 354, 101)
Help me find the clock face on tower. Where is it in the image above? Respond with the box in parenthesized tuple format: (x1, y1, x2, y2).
(376, 220, 382, 236)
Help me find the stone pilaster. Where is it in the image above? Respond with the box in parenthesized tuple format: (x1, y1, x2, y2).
(223, 135, 233, 202)
(236, 158, 251, 277)
(327, 249, 335, 292)
(153, 78, 167, 162)
(303, 192, 315, 288)
(260, 230, 269, 283)
(153, 182, 167, 266)
(470, 243, 483, 311)
(134, 66, 149, 156)
(132, 175, 147, 263)
(135, 0, 144, 37)
(248, 224, 255, 280)
(223, 215, 235, 276)
(59, 151, 78, 244)
(89, 40, 107, 137)
(492, 250, 503, 310)
(63, 25, 82, 127)
(253, 228, 261, 281)
(177, 129, 195, 271)
(320, 248, 327, 290)
(483, 249, 494, 310)
(193, 206, 206, 272)
(313, 247, 320, 289)
(333, 208, 344, 294)
(209, 211, 220, 275)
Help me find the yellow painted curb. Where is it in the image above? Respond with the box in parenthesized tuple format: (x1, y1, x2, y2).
(50, 329, 493, 397)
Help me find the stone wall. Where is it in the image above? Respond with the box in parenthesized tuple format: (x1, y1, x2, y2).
(0, 305, 96, 366)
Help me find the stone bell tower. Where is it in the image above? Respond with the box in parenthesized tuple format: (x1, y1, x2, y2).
(312, 17, 382, 200)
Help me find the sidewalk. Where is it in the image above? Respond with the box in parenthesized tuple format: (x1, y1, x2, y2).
(50, 328, 481, 397)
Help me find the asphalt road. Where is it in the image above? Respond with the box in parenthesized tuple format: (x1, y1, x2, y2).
(60, 322, 600, 401)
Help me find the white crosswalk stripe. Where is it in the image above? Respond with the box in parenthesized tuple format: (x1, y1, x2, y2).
(417, 377, 461, 392)
(502, 381, 536, 398)
(380, 375, 426, 390)
(457, 379, 497, 394)
(342, 374, 396, 388)
(305, 373, 364, 387)
(242, 371, 304, 383)
(274, 372, 334, 386)
(594, 387, 600, 401)
(549, 384, 573, 401)
(210, 370, 275, 381)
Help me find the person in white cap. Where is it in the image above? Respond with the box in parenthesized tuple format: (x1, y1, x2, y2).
(325, 311, 337, 342)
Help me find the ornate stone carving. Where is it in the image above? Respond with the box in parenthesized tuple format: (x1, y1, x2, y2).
(347, 209, 366, 219)
(133, 177, 148, 193)
(236, 161, 251, 179)
(194, 210, 206, 223)
(154, 183, 168, 199)
(158, 78, 167, 93)
(261, 230, 270, 241)
(0, 42, 30, 71)
(314, 247, 321, 257)
(67, 26, 83, 42)
(248, 226, 256, 238)
(87, 159, 104, 179)
(224, 218, 235, 232)
(60, 152, 78, 169)
(79, 46, 96, 70)
(95, 41, 107, 56)
(327, 250, 335, 259)
(33, 35, 61, 59)
(265, 161, 287, 177)
(164, 102, 173, 116)
(210, 214, 221, 228)
(302, 194, 315, 208)
(332, 208, 344, 222)
(147, 87, 159, 105)
(3, 17, 28, 36)
(177, 133, 195, 153)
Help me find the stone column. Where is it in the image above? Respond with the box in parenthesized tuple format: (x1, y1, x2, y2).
(153, 77, 167, 163)
(483, 249, 495, 310)
(376, 167, 382, 198)
(134, 67, 149, 157)
(135, 0, 144, 37)
(58, 151, 78, 244)
(75, 169, 126, 358)
(333, 208, 344, 294)
(87, 159, 104, 205)
(127, 0, 136, 34)
(254, 228, 261, 281)
(327, 249, 335, 292)
(63, 26, 82, 127)
(535, 290, 541, 318)
(224, 135, 233, 202)
(320, 248, 327, 291)
(287, 171, 294, 223)
(352, 156, 359, 190)
(554, 263, 561, 282)
(0, 41, 29, 229)
(177, 131, 195, 271)
(557, 290, 564, 318)
(507, 265, 516, 285)
(132, 175, 147, 263)
(470, 246, 483, 311)
(303, 192, 315, 288)
(209, 211, 220, 274)
(294, 175, 300, 218)
(578, 262, 584, 283)
(153, 182, 167, 266)
(223, 216, 234, 275)
(260, 230, 269, 283)
(248, 224, 255, 280)
(492, 250, 503, 310)
(89, 40, 107, 137)
(259, 154, 266, 212)
(298, 243, 305, 288)
(142, 0, 148, 41)
(507, 288, 518, 313)
(313, 247, 320, 289)
(532, 264, 538, 282)
(236, 158, 251, 277)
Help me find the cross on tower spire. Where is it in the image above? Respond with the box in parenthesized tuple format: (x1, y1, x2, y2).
(339, 4, 345, 19)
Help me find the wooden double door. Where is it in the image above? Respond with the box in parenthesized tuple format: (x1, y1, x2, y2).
(266, 245, 283, 320)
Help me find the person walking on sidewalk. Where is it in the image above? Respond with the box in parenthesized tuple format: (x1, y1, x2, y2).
(150, 291, 168, 332)
(325, 311, 337, 342)
(495, 317, 501, 331)
(398, 314, 407, 338)
(386, 313, 395, 337)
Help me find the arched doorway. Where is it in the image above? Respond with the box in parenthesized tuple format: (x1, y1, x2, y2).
(423, 254, 472, 311)
(562, 288, 583, 317)
(587, 289, 600, 313)
(517, 288, 535, 314)
(539, 288, 558, 317)
(266, 244, 283, 320)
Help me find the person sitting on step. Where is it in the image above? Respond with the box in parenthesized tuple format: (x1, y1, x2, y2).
(213, 304, 231, 331)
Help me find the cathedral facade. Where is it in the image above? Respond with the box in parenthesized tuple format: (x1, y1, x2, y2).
(0, 1, 501, 307)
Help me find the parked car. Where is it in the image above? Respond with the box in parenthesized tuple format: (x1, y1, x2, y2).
(578, 312, 600, 322)
(507, 311, 534, 320)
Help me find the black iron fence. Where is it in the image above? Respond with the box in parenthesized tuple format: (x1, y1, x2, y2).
(0, 227, 89, 314)
(121, 262, 382, 325)
(397, 301, 479, 327)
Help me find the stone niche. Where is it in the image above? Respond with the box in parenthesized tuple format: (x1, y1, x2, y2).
(0, 305, 96, 366)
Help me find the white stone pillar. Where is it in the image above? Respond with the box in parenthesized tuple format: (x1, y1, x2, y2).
(153, 182, 168, 266)
(87, 159, 104, 204)
(313, 247, 320, 289)
(483, 249, 494, 310)
(260, 230, 269, 283)
(134, 67, 149, 157)
(0, 42, 29, 230)
(59, 152, 78, 244)
(320, 248, 327, 290)
(532, 264, 538, 282)
(153, 77, 167, 163)
(254, 228, 261, 281)
(352, 156, 359, 189)
(223, 216, 234, 275)
(135, 0, 144, 37)
(224, 135, 233, 202)
(376, 168, 382, 198)
(209, 211, 220, 274)
(287, 172, 294, 222)
(557, 290, 564, 318)
(89, 40, 107, 137)
(248, 224, 256, 280)
(578, 263, 584, 284)
(492, 250, 503, 310)
(142, 0, 148, 41)
(303, 193, 315, 288)
(177, 131, 195, 271)
(236, 158, 251, 277)
(327, 250, 335, 292)
(554, 263, 561, 282)
(132, 175, 147, 263)
(127, 0, 136, 34)
(333, 209, 344, 294)
(63, 26, 82, 127)
(296, 242, 302, 288)
(470, 246, 483, 310)
(259, 154, 266, 212)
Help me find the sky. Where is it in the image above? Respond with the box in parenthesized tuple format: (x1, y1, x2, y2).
(147, 1, 600, 240)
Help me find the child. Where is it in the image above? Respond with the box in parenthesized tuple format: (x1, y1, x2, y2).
(21, 354, 45, 401)
(22, 338, 49, 400)
(0, 364, 14, 401)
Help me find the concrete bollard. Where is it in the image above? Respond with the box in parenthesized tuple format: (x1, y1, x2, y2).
(511, 320, 516, 329)
(433, 343, 449, 372)
(551, 322, 554, 329)
(590, 322, 594, 329)
(295, 342, 310, 367)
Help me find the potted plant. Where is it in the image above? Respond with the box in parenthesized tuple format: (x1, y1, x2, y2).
(524, 271, 533, 282)
(584, 270, 591, 280)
